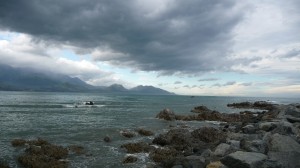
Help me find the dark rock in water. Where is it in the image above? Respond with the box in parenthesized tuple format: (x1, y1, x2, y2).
(221, 151, 267, 168)
(16, 139, 68, 168)
(68, 145, 85, 155)
(122, 155, 138, 164)
(149, 148, 181, 163)
(268, 151, 300, 168)
(136, 128, 154, 136)
(120, 130, 135, 138)
(227, 102, 253, 108)
(153, 129, 195, 153)
(227, 101, 276, 111)
(0, 161, 10, 168)
(153, 134, 170, 146)
(191, 127, 226, 144)
(191, 106, 212, 113)
(103, 136, 111, 142)
(11, 139, 27, 147)
(27, 138, 50, 146)
(156, 108, 176, 121)
(121, 142, 152, 153)
(253, 101, 275, 110)
(11, 138, 50, 147)
(165, 129, 193, 151)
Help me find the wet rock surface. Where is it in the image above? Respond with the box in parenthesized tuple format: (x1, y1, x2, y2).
(122, 155, 138, 164)
(9, 138, 86, 168)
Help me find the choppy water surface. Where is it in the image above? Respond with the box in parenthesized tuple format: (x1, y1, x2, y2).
(0, 91, 298, 167)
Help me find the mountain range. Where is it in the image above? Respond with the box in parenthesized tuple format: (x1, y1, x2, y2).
(0, 64, 174, 95)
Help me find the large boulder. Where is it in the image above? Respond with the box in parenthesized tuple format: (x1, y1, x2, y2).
(149, 148, 181, 163)
(242, 124, 257, 134)
(240, 139, 268, 154)
(191, 127, 226, 144)
(153, 129, 194, 152)
(136, 128, 154, 136)
(268, 151, 300, 168)
(191, 106, 212, 113)
(259, 122, 277, 132)
(213, 143, 232, 157)
(285, 106, 300, 118)
(156, 108, 176, 121)
(121, 142, 153, 153)
(17, 142, 68, 168)
(268, 133, 300, 152)
(221, 151, 267, 168)
(120, 130, 136, 138)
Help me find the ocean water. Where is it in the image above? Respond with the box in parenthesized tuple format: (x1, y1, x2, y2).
(0, 91, 299, 167)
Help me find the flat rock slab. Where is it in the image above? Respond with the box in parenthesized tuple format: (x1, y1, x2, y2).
(269, 133, 300, 152)
(221, 151, 267, 168)
(268, 151, 300, 168)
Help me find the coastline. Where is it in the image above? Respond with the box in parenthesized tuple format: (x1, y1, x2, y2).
(120, 101, 300, 168)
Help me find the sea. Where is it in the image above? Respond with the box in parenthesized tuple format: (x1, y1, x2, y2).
(0, 91, 299, 168)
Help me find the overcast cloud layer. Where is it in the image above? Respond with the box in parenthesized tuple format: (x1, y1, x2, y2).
(0, 0, 250, 74)
(0, 0, 299, 96)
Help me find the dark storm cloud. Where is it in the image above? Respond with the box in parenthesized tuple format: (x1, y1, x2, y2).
(0, 0, 249, 74)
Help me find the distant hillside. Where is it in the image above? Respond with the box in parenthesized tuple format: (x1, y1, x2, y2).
(0, 64, 93, 91)
(130, 85, 175, 95)
(0, 64, 174, 95)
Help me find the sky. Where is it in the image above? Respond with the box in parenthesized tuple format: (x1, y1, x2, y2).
(0, 0, 299, 97)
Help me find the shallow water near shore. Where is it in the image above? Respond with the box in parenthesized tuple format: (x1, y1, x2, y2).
(0, 91, 299, 167)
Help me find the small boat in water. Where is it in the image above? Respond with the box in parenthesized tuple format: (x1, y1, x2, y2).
(74, 101, 95, 108)
(84, 101, 94, 105)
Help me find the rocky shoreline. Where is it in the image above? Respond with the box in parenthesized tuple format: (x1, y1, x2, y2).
(121, 101, 300, 168)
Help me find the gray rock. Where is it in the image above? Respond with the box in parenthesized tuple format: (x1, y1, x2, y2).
(172, 165, 183, 168)
(184, 155, 206, 168)
(240, 139, 268, 154)
(227, 140, 240, 150)
(242, 124, 257, 134)
(259, 122, 277, 132)
(268, 133, 300, 152)
(200, 149, 213, 158)
(156, 108, 176, 121)
(221, 151, 267, 168)
(286, 115, 300, 123)
(214, 143, 231, 157)
(103, 136, 111, 142)
(285, 106, 300, 118)
(268, 151, 300, 168)
(260, 160, 282, 168)
(271, 121, 294, 135)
